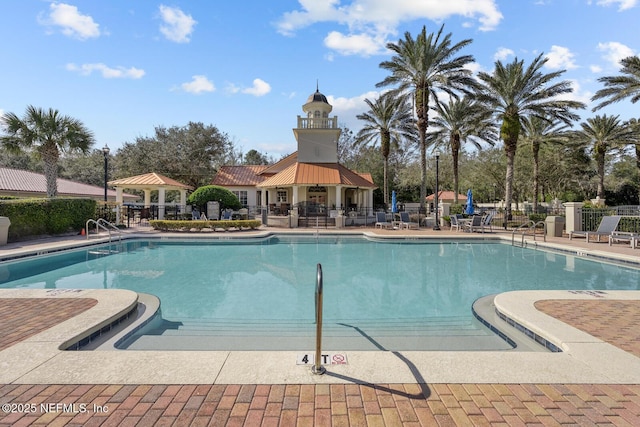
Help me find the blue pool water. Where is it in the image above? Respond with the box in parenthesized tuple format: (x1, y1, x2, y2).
(1, 236, 639, 351)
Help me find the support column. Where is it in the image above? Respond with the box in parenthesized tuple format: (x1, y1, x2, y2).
(158, 187, 166, 220)
(335, 185, 342, 210)
(564, 202, 584, 233)
(144, 190, 151, 207)
(180, 190, 187, 213)
(116, 188, 123, 225)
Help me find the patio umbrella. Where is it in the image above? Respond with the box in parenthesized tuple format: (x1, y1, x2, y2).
(391, 191, 398, 213)
(465, 189, 474, 215)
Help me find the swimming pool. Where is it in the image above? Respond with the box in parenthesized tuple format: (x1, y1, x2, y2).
(2, 235, 639, 351)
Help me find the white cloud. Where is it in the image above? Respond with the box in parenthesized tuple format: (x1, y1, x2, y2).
(595, 0, 637, 11)
(158, 5, 196, 43)
(227, 79, 272, 96)
(276, 0, 503, 56)
(545, 45, 578, 70)
(39, 2, 100, 40)
(242, 79, 272, 97)
(597, 41, 635, 69)
(493, 47, 514, 61)
(558, 79, 592, 106)
(66, 63, 145, 79)
(180, 75, 215, 94)
(326, 90, 381, 128)
(324, 31, 385, 56)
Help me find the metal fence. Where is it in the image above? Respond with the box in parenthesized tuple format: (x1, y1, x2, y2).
(581, 206, 640, 233)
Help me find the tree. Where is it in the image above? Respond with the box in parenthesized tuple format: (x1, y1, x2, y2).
(187, 185, 241, 210)
(428, 96, 497, 203)
(476, 54, 584, 225)
(242, 149, 269, 165)
(592, 56, 640, 110)
(377, 24, 476, 211)
(519, 116, 569, 212)
(355, 92, 416, 205)
(116, 122, 234, 188)
(571, 114, 636, 199)
(0, 105, 95, 197)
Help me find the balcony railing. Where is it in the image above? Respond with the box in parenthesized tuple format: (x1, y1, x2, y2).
(297, 116, 338, 129)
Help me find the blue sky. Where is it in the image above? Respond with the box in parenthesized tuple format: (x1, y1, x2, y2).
(0, 1, 638, 158)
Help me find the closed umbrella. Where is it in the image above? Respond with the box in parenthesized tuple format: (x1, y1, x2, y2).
(465, 189, 474, 215)
(391, 191, 397, 213)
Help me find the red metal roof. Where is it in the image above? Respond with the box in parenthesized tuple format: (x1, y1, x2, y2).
(0, 167, 137, 199)
(257, 162, 375, 188)
(212, 165, 269, 186)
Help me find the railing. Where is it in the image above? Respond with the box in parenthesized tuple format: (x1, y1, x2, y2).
(86, 219, 122, 243)
(511, 220, 546, 247)
(297, 116, 338, 129)
(312, 263, 325, 375)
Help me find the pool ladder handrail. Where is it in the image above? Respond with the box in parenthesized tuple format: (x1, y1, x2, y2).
(85, 218, 123, 243)
(312, 263, 326, 375)
(511, 220, 546, 247)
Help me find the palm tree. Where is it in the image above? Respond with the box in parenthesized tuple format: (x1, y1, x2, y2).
(0, 105, 95, 197)
(377, 24, 476, 210)
(571, 114, 636, 199)
(476, 53, 584, 225)
(519, 116, 570, 212)
(428, 96, 497, 203)
(355, 92, 416, 205)
(592, 56, 640, 110)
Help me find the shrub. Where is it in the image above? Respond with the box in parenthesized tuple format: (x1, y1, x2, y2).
(0, 198, 97, 241)
(187, 185, 242, 210)
(150, 219, 261, 232)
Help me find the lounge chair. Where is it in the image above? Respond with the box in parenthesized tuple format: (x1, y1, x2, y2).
(395, 212, 418, 229)
(569, 215, 621, 243)
(609, 231, 639, 249)
(375, 212, 392, 229)
(222, 210, 232, 220)
(462, 215, 483, 233)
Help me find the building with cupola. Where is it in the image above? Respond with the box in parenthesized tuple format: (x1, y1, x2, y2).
(212, 87, 376, 227)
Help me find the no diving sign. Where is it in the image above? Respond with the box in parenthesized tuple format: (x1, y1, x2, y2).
(297, 353, 348, 365)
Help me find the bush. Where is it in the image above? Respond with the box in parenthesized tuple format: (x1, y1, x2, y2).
(0, 198, 97, 241)
(187, 185, 242, 211)
(449, 204, 464, 215)
(528, 213, 547, 223)
(150, 219, 261, 232)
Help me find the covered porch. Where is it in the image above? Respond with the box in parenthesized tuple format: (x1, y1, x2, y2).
(257, 162, 376, 228)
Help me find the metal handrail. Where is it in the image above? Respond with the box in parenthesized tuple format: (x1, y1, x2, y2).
(511, 220, 547, 246)
(86, 218, 122, 243)
(97, 218, 123, 241)
(312, 263, 325, 375)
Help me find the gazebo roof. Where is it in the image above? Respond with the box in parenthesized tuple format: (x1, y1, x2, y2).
(257, 162, 375, 188)
(108, 173, 193, 191)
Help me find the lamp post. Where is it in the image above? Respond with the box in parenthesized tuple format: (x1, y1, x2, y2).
(433, 151, 441, 230)
(102, 144, 110, 202)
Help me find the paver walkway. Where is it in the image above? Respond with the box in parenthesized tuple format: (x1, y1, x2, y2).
(1, 298, 639, 426)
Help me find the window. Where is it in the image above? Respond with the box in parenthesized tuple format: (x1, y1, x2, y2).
(232, 190, 248, 206)
(277, 191, 287, 202)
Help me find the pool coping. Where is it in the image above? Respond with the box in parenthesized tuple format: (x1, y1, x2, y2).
(1, 288, 639, 385)
(1, 230, 640, 385)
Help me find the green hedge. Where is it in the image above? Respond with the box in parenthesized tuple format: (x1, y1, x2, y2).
(150, 219, 261, 232)
(0, 198, 97, 241)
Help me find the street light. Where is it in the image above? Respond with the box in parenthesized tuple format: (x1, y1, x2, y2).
(102, 144, 110, 202)
(433, 150, 441, 231)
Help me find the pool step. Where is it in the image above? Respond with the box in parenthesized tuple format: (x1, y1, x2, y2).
(120, 316, 514, 351)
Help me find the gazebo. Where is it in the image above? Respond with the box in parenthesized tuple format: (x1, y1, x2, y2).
(108, 172, 193, 221)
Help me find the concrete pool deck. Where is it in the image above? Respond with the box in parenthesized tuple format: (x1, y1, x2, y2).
(1, 226, 640, 425)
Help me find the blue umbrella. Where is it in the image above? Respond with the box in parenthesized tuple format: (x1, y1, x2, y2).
(391, 190, 398, 213)
(465, 189, 474, 215)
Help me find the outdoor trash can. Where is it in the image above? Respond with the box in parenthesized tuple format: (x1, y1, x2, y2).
(0, 216, 10, 245)
(545, 215, 565, 237)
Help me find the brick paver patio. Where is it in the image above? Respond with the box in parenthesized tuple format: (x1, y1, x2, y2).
(1, 297, 639, 426)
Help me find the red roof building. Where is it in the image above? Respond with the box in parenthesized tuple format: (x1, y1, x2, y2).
(211, 88, 376, 221)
